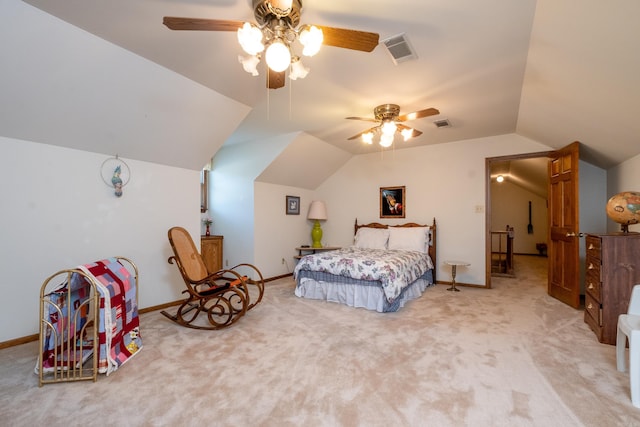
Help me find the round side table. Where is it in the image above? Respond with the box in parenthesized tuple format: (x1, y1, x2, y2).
(445, 260, 470, 292)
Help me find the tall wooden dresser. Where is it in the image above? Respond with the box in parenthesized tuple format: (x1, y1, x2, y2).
(201, 235, 223, 274)
(584, 232, 640, 345)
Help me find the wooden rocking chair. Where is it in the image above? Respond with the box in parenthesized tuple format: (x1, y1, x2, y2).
(162, 227, 264, 330)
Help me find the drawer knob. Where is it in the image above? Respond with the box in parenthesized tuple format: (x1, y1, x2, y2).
(588, 243, 594, 250)
(588, 283, 594, 290)
(587, 302, 593, 310)
(588, 263, 594, 270)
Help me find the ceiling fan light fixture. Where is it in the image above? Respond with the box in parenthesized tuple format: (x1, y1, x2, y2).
(381, 120, 397, 136)
(299, 25, 323, 57)
(401, 128, 414, 141)
(239, 54, 261, 76)
(265, 39, 291, 72)
(379, 133, 394, 148)
(266, 0, 293, 17)
(237, 22, 264, 56)
(361, 132, 374, 144)
(289, 57, 309, 80)
(164, 1, 380, 90)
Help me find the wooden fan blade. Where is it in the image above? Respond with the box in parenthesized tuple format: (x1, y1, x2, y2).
(347, 126, 378, 141)
(397, 108, 440, 122)
(314, 25, 380, 52)
(267, 68, 286, 89)
(345, 116, 379, 122)
(163, 16, 244, 31)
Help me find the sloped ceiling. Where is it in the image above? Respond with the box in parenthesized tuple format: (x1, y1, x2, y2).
(7, 0, 640, 173)
(517, 1, 640, 168)
(491, 157, 549, 198)
(256, 132, 352, 190)
(0, 1, 250, 170)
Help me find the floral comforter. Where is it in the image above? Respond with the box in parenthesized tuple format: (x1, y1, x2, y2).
(293, 247, 434, 303)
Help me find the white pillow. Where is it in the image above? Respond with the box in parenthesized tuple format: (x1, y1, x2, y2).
(388, 227, 429, 252)
(354, 228, 390, 249)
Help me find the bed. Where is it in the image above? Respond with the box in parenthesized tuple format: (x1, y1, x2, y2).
(293, 219, 437, 312)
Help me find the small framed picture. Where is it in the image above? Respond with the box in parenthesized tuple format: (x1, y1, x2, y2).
(380, 186, 405, 218)
(286, 195, 300, 215)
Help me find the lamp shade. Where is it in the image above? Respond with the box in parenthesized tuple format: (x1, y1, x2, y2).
(307, 201, 328, 220)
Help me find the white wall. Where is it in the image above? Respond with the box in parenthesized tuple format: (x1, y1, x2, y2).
(210, 135, 293, 276)
(0, 137, 200, 342)
(490, 180, 548, 254)
(577, 160, 608, 292)
(253, 182, 316, 277)
(606, 152, 640, 233)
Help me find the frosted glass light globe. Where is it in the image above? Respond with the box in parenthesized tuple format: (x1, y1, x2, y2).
(381, 121, 397, 136)
(380, 134, 394, 147)
(299, 25, 323, 57)
(266, 41, 291, 72)
(237, 23, 264, 56)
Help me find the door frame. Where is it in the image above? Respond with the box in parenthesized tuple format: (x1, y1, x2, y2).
(485, 151, 553, 288)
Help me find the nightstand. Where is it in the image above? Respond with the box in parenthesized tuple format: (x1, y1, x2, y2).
(294, 246, 340, 260)
(201, 235, 223, 273)
(445, 260, 470, 292)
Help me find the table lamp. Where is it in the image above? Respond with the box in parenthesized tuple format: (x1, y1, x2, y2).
(307, 200, 328, 248)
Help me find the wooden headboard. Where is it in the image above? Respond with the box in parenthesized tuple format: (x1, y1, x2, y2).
(354, 218, 437, 282)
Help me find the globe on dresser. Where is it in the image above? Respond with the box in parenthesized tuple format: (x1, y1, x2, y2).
(605, 191, 640, 233)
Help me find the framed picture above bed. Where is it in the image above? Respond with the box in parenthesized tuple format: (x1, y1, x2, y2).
(286, 195, 300, 215)
(380, 186, 405, 218)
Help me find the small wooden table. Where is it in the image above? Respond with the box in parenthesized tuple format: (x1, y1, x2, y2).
(294, 246, 341, 260)
(445, 260, 470, 292)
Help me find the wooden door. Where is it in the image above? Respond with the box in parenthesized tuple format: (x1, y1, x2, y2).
(548, 142, 580, 308)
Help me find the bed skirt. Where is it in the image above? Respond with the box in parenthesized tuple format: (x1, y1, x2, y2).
(295, 272, 433, 312)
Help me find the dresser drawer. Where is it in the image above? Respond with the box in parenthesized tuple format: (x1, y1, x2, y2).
(584, 293, 602, 326)
(585, 236, 601, 261)
(585, 256, 601, 278)
(585, 270, 601, 301)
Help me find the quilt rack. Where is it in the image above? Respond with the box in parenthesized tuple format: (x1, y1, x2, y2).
(36, 257, 140, 386)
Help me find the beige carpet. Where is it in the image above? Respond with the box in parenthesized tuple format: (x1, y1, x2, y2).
(1, 256, 638, 426)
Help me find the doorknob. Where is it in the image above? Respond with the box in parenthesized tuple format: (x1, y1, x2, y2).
(565, 232, 584, 237)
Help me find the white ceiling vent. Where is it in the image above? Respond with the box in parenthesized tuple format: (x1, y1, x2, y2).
(433, 118, 451, 128)
(382, 33, 417, 65)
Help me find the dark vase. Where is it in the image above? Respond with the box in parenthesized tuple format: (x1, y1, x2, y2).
(205, 225, 210, 236)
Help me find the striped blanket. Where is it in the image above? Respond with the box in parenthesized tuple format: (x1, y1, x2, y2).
(79, 258, 142, 375)
(38, 257, 142, 376)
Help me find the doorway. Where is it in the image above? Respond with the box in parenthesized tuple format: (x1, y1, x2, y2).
(485, 152, 552, 288)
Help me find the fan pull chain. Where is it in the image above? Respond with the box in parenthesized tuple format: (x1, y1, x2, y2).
(266, 79, 270, 121)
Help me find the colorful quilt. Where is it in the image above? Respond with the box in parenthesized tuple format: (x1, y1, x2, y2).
(38, 258, 142, 376)
(293, 247, 434, 303)
(38, 272, 94, 372)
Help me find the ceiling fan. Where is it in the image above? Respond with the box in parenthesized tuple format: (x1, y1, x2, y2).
(163, 0, 380, 89)
(346, 104, 440, 147)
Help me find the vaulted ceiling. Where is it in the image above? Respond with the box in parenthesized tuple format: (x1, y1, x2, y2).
(12, 0, 640, 171)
